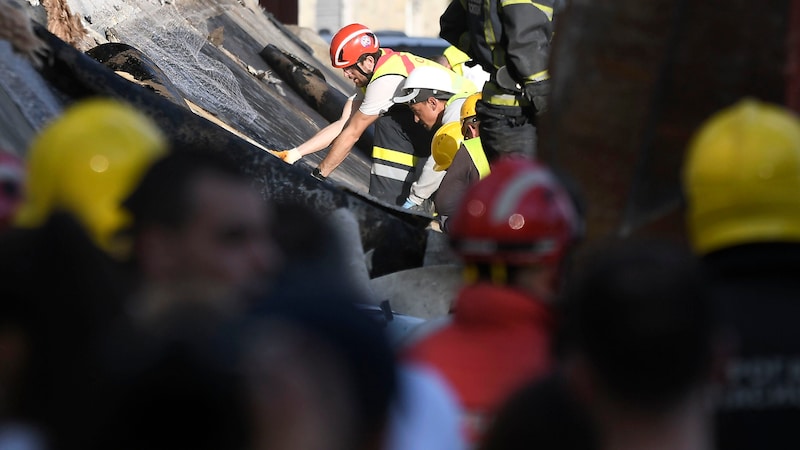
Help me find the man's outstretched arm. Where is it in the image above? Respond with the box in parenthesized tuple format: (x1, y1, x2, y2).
(317, 109, 378, 177)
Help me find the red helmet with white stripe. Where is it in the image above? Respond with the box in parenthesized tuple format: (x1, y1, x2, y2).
(448, 157, 580, 266)
(329, 23, 380, 68)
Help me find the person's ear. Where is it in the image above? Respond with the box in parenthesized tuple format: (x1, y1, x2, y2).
(427, 96, 439, 108)
(365, 55, 377, 70)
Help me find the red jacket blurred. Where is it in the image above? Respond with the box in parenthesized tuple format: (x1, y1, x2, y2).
(403, 283, 555, 443)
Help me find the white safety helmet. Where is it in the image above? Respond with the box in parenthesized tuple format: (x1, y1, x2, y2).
(393, 66, 456, 104)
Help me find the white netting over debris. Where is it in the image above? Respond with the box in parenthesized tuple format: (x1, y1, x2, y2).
(95, 2, 259, 124)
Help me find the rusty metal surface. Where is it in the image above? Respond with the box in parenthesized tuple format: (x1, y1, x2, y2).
(542, 0, 793, 245)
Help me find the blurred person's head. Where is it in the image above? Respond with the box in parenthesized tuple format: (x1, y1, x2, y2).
(448, 157, 582, 302)
(560, 239, 717, 414)
(479, 373, 599, 450)
(393, 66, 459, 130)
(124, 150, 281, 313)
(329, 23, 381, 88)
(244, 292, 397, 450)
(0, 150, 25, 232)
(683, 98, 800, 256)
(14, 97, 167, 259)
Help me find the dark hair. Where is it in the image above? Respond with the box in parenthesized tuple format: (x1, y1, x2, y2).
(252, 291, 398, 448)
(358, 50, 382, 65)
(480, 373, 598, 450)
(560, 239, 715, 409)
(123, 150, 249, 231)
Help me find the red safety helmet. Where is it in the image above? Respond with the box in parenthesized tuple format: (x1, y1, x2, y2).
(0, 150, 25, 231)
(329, 23, 380, 69)
(448, 157, 580, 266)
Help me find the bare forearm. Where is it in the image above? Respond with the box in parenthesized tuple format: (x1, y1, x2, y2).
(318, 130, 359, 176)
(317, 109, 376, 177)
(295, 120, 347, 156)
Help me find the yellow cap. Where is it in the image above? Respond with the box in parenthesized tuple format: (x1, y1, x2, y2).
(460, 92, 482, 122)
(431, 121, 464, 171)
(683, 98, 800, 254)
(16, 97, 168, 259)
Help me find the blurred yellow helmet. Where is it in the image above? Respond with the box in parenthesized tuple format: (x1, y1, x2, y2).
(682, 98, 800, 255)
(15, 97, 168, 259)
(431, 121, 464, 172)
(460, 93, 482, 122)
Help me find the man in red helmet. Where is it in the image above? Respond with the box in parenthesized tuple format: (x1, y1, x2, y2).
(272, 24, 459, 206)
(402, 157, 581, 445)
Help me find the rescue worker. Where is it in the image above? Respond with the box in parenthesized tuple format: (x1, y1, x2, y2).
(432, 93, 490, 231)
(14, 97, 168, 260)
(403, 157, 581, 445)
(0, 98, 168, 449)
(272, 23, 453, 206)
(557, 239, 718, 450)
(682, 98, 800, 450)
(392, 65, 478, 212)
(439, 0, 555, 158)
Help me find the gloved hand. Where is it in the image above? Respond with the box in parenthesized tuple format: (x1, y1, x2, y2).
(311, 167, 326, 181)
(523, 79, 550, 115)
(268, 148, 303, 164)
(402, 198, 417, 209)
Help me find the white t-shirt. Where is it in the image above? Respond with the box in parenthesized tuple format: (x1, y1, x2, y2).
(442, 98, 466, 125)
(356, 74, 407, 116)
(458, 63, 491, 91)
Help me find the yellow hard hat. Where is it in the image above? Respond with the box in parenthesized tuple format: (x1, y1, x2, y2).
(460, 92, 482, 122)
(682, 98, 800, 255)
(15, 97, 168, 259)
(431, 121, 464, 171)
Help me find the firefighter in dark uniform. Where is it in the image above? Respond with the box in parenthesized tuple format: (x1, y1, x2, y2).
(683, 99, 800, 450)
(439, 0, 555, 159)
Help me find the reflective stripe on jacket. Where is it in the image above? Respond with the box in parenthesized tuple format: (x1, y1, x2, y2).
(463, 137, 490, 179)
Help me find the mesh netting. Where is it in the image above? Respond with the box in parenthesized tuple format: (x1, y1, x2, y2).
(98, 2, 258, 124)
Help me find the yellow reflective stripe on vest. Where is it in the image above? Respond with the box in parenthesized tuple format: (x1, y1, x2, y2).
(533, 2, 554, 20)
(372, 146, 418, 167)
(446, 91, 471, 108)
(500, 0, 554, 21)
(464, 138, 491, 179)
(525, 70, 550, 83)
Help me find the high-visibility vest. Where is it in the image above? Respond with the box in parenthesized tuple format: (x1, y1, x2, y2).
(463, 137, 490, 179)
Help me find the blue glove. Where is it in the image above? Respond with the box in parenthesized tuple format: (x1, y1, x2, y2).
(402, 199, 416, 209)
